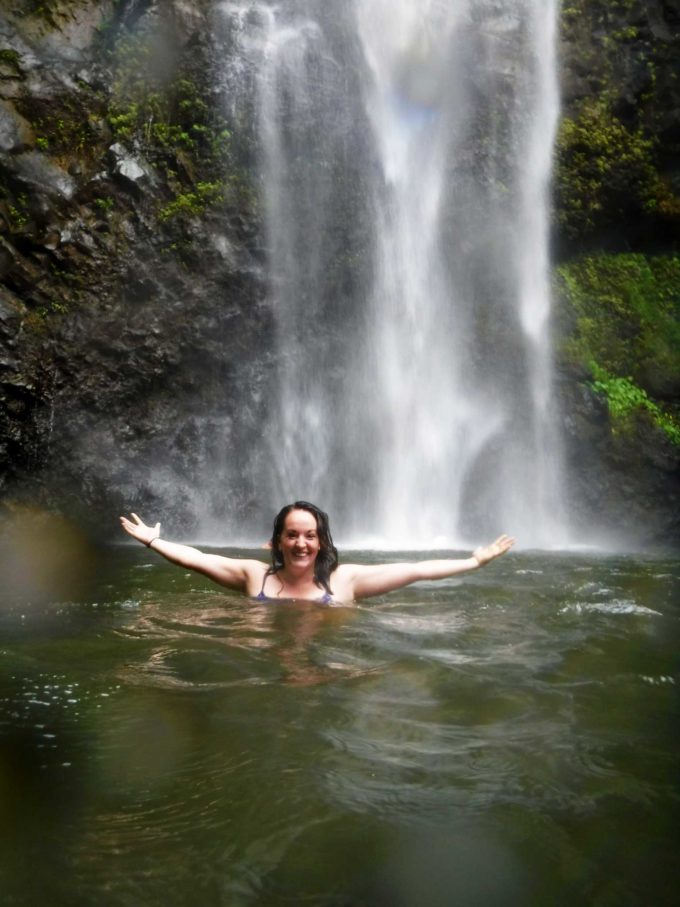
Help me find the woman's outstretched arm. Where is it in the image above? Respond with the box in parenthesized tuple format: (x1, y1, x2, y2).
(119, 512, 264, 592)
(336, 535, 515, 600)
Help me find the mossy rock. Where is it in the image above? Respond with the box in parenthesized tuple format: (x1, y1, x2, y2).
(555, 0, 680, 254)
(556, 252, 680, 399)
(553, 98, 659, 245)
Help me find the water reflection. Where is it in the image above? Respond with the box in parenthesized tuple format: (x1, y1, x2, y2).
(118, 595, 374, 688)
(0, 550, 678, 905)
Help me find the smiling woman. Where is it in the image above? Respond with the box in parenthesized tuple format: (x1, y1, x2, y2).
(119, 502, 514, 605)
(263, 502, 338, 601)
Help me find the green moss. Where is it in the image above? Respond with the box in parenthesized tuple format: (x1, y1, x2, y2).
(554, 99, 657, 241)
(94, 196, 114, 212)
(23, 1, 88, 26)
(590, 363, 680, 445)
(18, 89, 105, 160)
(7, 193, 30, 230)
(611, 25, 638, 41)
(0, 48, 22, 72)
(35, 300, 67, 317)
(555, 1, 680, 247)
(557, 252, 680, 447)
(556, 253, 680, 394)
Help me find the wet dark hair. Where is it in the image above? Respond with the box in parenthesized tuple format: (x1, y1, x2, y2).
(267, 501, 338, 594)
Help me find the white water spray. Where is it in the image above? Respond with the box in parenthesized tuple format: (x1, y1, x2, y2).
(218, 0, 568, 548)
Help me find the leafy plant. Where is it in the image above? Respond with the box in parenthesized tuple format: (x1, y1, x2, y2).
(94, 196, 114, 212)
(7, 193, 30, 230)
(590, 363, 680, 445)
(107, 35, 232, 168)
(159, 181, 224, 221)
(20, 92, 101, 158)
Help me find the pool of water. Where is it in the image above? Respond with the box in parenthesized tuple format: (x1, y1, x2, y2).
(1, 545, 678, 906)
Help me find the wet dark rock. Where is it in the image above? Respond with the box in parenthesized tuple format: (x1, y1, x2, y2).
(0, 239, 17, 277)
(558, 373, 680, 547)
(107, 143, 148, 187)
(0, 100, 34, 152)
(38, 229, 60, 251)
(12, 151, 76, 199)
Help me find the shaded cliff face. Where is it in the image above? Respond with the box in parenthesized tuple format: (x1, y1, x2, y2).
(0, 0, 678, 547)
(553, 0, 680, 548)
(556, 0, 680, 254)
(0, 0, 272, 537)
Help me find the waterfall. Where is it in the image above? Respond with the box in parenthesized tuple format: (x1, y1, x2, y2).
(218, 0, 568, 548)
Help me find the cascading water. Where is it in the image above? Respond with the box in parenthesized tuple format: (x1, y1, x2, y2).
(218, 0, 568, 548)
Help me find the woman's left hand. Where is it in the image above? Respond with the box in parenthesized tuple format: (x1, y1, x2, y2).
(120, 512, 160, 546)
(473, 534, 515, 566)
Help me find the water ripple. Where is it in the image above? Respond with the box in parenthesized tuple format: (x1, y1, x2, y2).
(560, 600, 661, 616)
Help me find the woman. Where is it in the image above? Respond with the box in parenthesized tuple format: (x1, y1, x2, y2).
(120, 501, 514, 604)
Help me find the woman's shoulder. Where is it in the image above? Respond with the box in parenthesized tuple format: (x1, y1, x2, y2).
(239, 558, 270, 596)
(242, 558, 269, 578)
(332, 563, 355, 577)
(333, 562, 370, 578)
(329, 563, 362, 599)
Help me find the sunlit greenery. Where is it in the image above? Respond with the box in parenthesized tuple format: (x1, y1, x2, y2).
(556, 253, 680, 390)
(555, 0, 680, 244)
(557, 252, 680, 446)
(590, 363, 680, 445)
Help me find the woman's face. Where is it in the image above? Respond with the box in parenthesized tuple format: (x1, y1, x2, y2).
(278, 509, 320, 571)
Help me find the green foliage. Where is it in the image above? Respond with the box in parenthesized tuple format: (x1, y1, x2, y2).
(556, 253, 680, 393)
(0, 48, 22, 71)
(20, 91, 103, 158)
(104, 28, 249, 232)
(590, 363, 680, 445)
(7, 193, 30, 230)
(94, 196, 114, 212)
(610, 25, 638, 41)
(23, 1, 68, 27)
(108, 103, 139, 139)
(555, 0, 680, 246)
(159, 181, 224, 221)
(557, 252, 680, 446)
(35, 299, 67, 317)
(108, 33, 232, 169)
(554, 98, 657, 241)
(25, 1, 92, 25)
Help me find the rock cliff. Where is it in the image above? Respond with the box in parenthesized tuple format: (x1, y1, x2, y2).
(0, 0, 270, 537)
(554, 0, 680, 546)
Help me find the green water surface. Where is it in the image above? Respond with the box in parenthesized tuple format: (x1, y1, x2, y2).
(1, 546, 678, 906)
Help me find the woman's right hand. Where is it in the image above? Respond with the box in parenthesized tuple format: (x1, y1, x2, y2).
(472, 534, 515, 566)
(120, 512, 160, 546)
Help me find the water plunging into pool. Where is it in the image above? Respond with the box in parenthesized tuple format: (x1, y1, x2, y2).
(219, 0, 566, 548)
